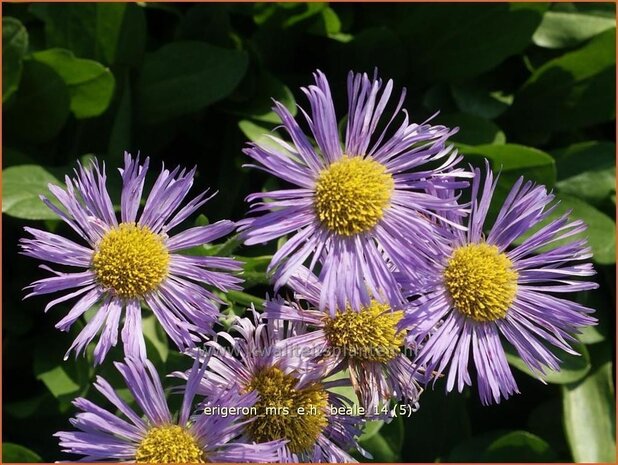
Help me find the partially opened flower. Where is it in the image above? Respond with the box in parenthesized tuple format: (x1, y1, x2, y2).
(56, 356, 283, 463)
(196, 312, 365, 462)
(264, 267, 423, 411)
(402, 163, 598, 405)
(20, 153, 242, 364)
(238, 70, 470, 312)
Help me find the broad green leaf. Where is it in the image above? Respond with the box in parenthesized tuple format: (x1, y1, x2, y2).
(436, 113, 506, 145)
(503, 28, 616, 137)
(423, 83, 458, 114)
(483, 431, 557, 461)
(447, 431, 507, 462)
(359, 420, 385, 442)
(308, 6, 346, 39)
(461, 144, 556, 221)
(2, 443, 42, 463)
(575, 288, 611, 345)
(551, 194, 616, 265)
(108, 73, 132, 161)
(562, 345, 616, 462)
(30, 3, 145, 66)
(142, 314, 169, 363)
(238, 119, 279, 150)
(137, 41, 248, 124)
(2, 165, 64, 220)
(552, 141, 616, 207)
(31, 49, 115, 119)
(451, 81, 513, 119)
(359, 416, 404, 462)
(394, 3, 547, 81)
(3, 17, 28, 103)
(505, 341, 591, 384)
(224, 71, 296, 123)
(35, 365, 80, 398)
(527, 400, 570, 457)
(402, 386, 471, 461)
(283, 3, 327, 28)
(533, 10, 616, 49)
(334, 27, 408, 82)
(32, 330, 92, 404)
(5, 61, 70, 143)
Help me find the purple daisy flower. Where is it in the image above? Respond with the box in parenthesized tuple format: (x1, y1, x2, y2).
(238, 70, 470, 312)
(56, 356, 283, 463)
(402, 163, 598, 405)
(193, 311, 365, 462)
(263, 266, 423, 412)
(20, 153, 242, 364)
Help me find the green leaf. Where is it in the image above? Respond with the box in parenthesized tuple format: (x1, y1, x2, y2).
(2, 443, 42, 463)
(33, 330, 92, 404)
(30, 3, 145, 66)
(108, 73, 132, 161)
(3, 17, 29, 103)
(575, 288, 611, 345)
(503, 28, 616, 137)
(552, 195, 616, 265)
(562, 345, 616, 462)
(402, 386, 471, 461)
(224, 70, 296, 123)
(333, 27, 408, 82)
(395, 3, 547, 81)
(436, 113, 506, 145)
(359, 416, 404, 462)
(533, 10, 616, 49)
(447, 430, 508, 461)
(527, 400, 570, 457)
(483, 431, 557, 462)
(461, 144, 556, 221)
(31, 49, 115, 119)
(238, 119, 280, 151)
(505, 341, 591, 384)
(142, 314, 169, 363)
(137, 41, 248, 124)
(2, 164, 64, 220)
(359, 420, 385, 442)
(451, 81, 513, 119)
(35, 365, 80, 398)
(552, 141, 616, 207)
(5, 60, 70, 143)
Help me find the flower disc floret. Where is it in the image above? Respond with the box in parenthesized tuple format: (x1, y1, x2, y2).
(444, 243, 518, 322)
(314, 156, 394, 236)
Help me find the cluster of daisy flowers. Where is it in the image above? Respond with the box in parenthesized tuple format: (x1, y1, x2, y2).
(21, 69, 598, 463)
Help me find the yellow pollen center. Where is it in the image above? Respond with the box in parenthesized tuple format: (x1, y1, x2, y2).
(444, 243, 518, 322)
(135, 424, 204, 463)
(323, 301, 404, 363)
(314, 156, 394, 236)
(92, 223, 169, 298)
(245, 366, 328, 454)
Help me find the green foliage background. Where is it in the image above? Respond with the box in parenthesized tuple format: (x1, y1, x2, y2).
(2, 2, 616, 462)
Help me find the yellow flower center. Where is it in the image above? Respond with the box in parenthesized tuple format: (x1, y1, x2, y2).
(323, 301, 404, 363)
(444, 243, 518, 322)
(92, 223, 169, 298)
(135, 424, 204, 463)
(245, 366, 328, 454)
(314, 156, 394, 236)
